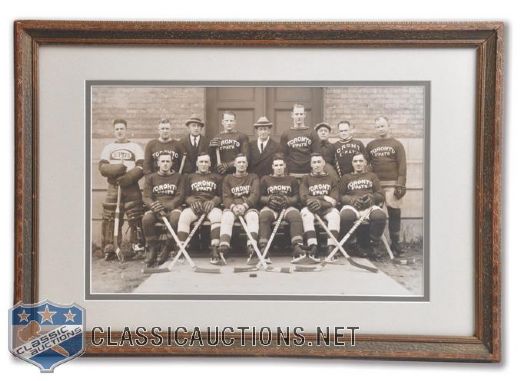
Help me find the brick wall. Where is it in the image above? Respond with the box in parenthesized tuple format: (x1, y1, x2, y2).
(324, 86, 425, 138)
(92, 87, 205, 139)
(90, 86, 426, 247)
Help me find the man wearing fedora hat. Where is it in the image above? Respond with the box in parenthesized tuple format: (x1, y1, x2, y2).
(179, 115, 210, 174)
(143, 118, 184, 175)
(248, 116, 280, 178)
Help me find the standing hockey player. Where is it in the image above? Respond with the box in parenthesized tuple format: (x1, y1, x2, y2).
(314, 122, 339, 182)
(366, 116, 407, 256)
(178, 115, 209, 174)
(142, 153, 185, 267)
(367, 116, 406, 256)
(339, 152, 387, 258)
(177, 153, 223, 263)
(218, 154, 260, 264)
(333, 120, 365, 176)
(258, 154, 307, 264)
(279, 104, 320, 177)
(209, 111, 249, 175)
(143, 118, 183, 175)
(98, 119, 145, 260)
(248, 116, 280, 178)
(299, 153, 340, 263)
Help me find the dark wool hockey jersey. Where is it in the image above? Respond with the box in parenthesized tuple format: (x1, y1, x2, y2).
(339, 172, 385, 206)
(213, 131, 249, 164)
(319, 140, 336, 165)
(143, 139, 183, 175)
(259, 175, 299, 207)
(299, 173, 338, 209)
(222, 173, 259, 209)
(279, 127, 321, 174)
(333, 138, 366, 176)
(184, 172, 222, 206)
(143, 171, 185, 211)
(366, 137, 407, 185)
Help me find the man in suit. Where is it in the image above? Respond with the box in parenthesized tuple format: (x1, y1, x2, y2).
(248, 116, 280, 178)
(178, 115, 209, 174)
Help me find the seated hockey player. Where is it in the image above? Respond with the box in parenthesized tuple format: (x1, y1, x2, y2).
(299, 153, 340, 263)
(217, 154, 260, 265)
(257, 153, 307, 264)
(142, 153, 185, 267)
(177, 153, 223, 263)
(338, 152, 387, 258)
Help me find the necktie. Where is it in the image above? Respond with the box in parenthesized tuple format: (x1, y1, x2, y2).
(260, 142, 264, 153)
(193, 136, 198, 148)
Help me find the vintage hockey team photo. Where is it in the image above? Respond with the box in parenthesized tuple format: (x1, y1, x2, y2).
(87, 83, 428, 299)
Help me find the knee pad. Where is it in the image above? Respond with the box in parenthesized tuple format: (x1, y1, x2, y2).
(370, 209, 387, 222)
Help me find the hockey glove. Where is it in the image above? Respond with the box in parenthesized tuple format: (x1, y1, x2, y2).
(117, 167, 143, 187)
(202, 201, 215, 214)
(394, 185, 407, 200)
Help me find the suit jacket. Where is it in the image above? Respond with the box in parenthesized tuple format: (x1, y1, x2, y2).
(248, 138, 280, 178)
(178, 134, 210, 174)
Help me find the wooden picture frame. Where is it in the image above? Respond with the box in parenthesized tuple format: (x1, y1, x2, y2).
(14, 21, 503, 361)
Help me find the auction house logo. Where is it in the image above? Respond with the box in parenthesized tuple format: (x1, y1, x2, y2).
(9, 300, 85, 372)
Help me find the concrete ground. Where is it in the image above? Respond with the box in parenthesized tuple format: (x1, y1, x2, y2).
(133, 256, 412, 297)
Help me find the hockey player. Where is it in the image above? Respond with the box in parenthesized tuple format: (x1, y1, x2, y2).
(333, 120, 365, 176)
(178, 115, 209, 174)
(339, 152, 387, 258)
(314, 122, 339, 182)
(366, 116, 407, 256)
(279, 104, 321, 177)
(143, 118, 183, 175)
(98, 119, 146, 260)
(299, 153, 340, 263)
(258, 153, 307, 264)
(177, 153, 223, 263)
(248, 116, 280, 178)
(209, 111, 249, 175)
(218, 154, 260, 264)
(142, 153, 185, 267)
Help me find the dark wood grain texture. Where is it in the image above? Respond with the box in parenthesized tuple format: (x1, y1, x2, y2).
(13, 20, 503, 362)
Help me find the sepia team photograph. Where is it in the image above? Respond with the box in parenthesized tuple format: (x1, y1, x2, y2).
(87, 83, 428, 300)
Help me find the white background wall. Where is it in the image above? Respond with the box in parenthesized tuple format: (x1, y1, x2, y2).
(0, 0, 516, 378)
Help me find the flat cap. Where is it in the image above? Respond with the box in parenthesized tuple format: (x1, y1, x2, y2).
(314, 122, 332, 132)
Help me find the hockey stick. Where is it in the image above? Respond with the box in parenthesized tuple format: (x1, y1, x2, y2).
(314, 213, 378, 273)
(143, 214, 220, 274)
(234, 208, 286, 273)
(113, 185, 124, 262)
(314, 214, 379, 273)
(237, 215, 292, 274)
(293, 207, 374, 272)
(215, 148, 221, 166)
(179, 153, 187, 174)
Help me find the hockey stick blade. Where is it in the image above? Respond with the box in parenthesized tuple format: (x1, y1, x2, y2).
(347, 258, 379, 273)
(293, 264, 324, 272)
(141, 267, 170, 274)
(265, 266, 293, 274)
(194, 266, 221, 274)
(234, 266, 260, 273)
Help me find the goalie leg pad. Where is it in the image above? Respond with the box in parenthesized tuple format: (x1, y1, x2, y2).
(101, 203, 117, 249)
(125, 201, 145, 245)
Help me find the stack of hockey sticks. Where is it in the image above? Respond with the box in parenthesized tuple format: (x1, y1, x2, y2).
(233, 210, 292, 274)
(294, 206, 379, 273)
(142, 213, 221, 274)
